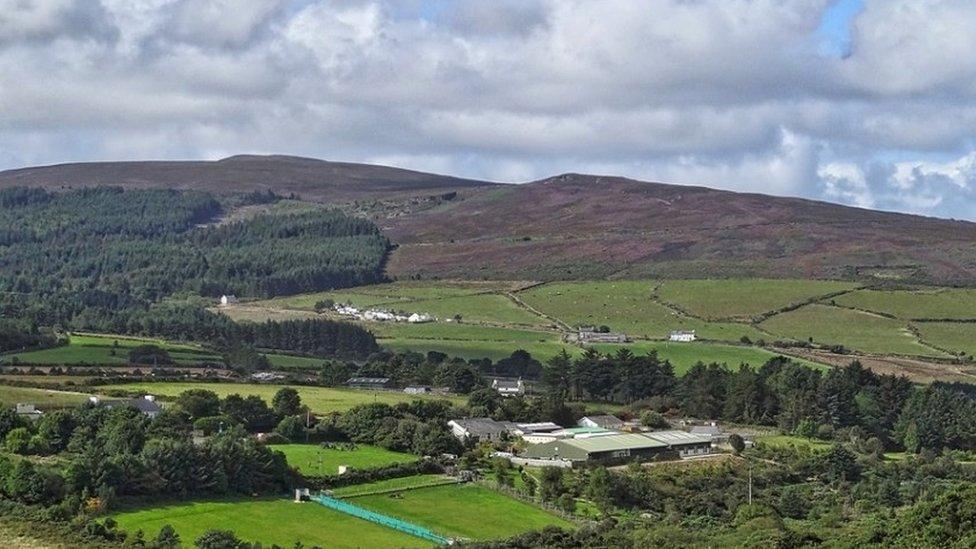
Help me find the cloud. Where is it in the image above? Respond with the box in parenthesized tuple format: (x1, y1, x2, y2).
(0, 0, 975, 219)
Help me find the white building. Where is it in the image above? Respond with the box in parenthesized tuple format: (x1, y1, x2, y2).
(408, 313, 434, 323)
(220, 295, 238, 306)
(669, 330, 696, 342)
(492, 378, 525, 397)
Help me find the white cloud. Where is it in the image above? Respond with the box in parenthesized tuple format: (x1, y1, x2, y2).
(0, 0, 975, 219)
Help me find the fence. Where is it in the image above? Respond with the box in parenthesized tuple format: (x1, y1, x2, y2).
(311, 494, 450, 545)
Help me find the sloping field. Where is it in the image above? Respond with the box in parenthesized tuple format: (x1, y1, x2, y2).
(656, 279, 857, 320)
(517, 281, 766, 341)
(760, 304, 948, 357)
(589, 341, 826, 374)
(7, 334, 220, 366)
(0, 385, 94, 409)
(913, 322, 976, 357)
(352, 483, 572, 540)
(831, 289, 976, 320)
(96, 382, 463, 413)
(271, 444, 418, 475)
(110, 498, 429, 548)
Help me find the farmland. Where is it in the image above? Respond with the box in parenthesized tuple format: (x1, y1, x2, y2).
(95, 382, 464, 413)
(330, 474, 456, 497)
(5, 334, 221, 366)
(350, 483, 573, 540)
(270, 443, 418, 475)
(0, 385, 94, 409)
(589, 341, 826, 374)
(832, 288, 976, 320)
(759, 304, 948, 357)
(655, 278, 858, 320)
(913, 322, 976, 357)
(110, 498, 429, 548)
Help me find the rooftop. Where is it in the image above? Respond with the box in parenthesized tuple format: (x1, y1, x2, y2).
(346, 377, 391, 384)
(644, 430, 712, 445)
(560, 433, 667, 453)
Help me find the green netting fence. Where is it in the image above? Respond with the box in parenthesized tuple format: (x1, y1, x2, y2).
(311, 494, 450, 545)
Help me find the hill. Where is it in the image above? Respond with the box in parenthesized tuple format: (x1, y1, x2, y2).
(383, 174, 976, 285)
(0, 154, 497, 201)
(3, 157, 976, 285)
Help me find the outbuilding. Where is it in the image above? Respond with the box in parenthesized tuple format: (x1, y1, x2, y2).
(345, 377, 393, 390)
(643, 430, 712, 457)
(521, 433, 668, 465)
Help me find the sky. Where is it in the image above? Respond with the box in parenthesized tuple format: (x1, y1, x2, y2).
(1, 0, 975, 220)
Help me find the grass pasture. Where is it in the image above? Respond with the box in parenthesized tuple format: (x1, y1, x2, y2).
(271, 444, 418, 476)
(6, 334, 221, 366)
(331, 474, 457, 497)
(913, 322, 976, 357)
(517, 281, 766, 341)
(352, 483, 572, 540)
(759, 304, 947, 357)
(0, 385, 94, 409)
(590, 341, 826, 374)
(95, 382, 463, 413)
(831, 288, 976, 320)
(110, 498, 429, 549)
(656, 279, 857, 320)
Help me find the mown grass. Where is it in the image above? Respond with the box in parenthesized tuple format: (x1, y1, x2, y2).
(333, 474, 455, 497)
(589, 341, 826, 374)
(656, 279, 857, 319)
(831, 288, 976, 320)
(110, 498, 429, 549)
(95, 382, 463, 413)
(270, 443, 418, 475)
(759, 304, 948, 357)
(353, 483, 572, 540)
(517, 281, 766, 341)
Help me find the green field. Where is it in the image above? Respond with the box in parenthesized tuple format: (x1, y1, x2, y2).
(913, 322, 976, 357)
(331, 474, 456, 497)
(756, 434, 831, 451)
(0, 385, 95, 409)
(110, 498, 428, 548)
(252, 281, 520, 310)
(271, 444, 418, 475)
(6, 334, 220, 366)
(352, 483, 572, 540)
(832, 288, 976, 320)
(380, 337, 574, 362)
(760, 304, 947, 357)
(517, 281, 767, 341)
(590, 341, 826, 374)
(262, 353, 327, 369)
(96, 382, 463, 413)
(656, 279, 857, 319)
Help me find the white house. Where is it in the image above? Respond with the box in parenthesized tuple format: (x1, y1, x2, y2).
(492, 378, 525, 397)
(669, 330, 696, 342)
(220, 295, 238, 306)
(408, 313, 434, 323)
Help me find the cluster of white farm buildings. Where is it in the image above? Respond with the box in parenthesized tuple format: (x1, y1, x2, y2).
(448, 414, 735, 467)
(333, 304, 435, 324)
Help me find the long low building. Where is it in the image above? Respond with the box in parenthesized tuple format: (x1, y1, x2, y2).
(643, 430, 712, 457)
(520, 433, 668, 465)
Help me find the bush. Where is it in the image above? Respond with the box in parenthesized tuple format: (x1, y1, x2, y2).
(274, 416, 306, 443)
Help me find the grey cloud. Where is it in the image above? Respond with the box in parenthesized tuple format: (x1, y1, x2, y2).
(0, 0, 117, 43)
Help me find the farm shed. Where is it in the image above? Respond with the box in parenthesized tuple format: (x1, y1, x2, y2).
(448, 418, 513, 442)
(521, 433, 667, 465)
(578, 415, 625, 430)
(345, 377, 393, 390)
(643, 430, 712, 457)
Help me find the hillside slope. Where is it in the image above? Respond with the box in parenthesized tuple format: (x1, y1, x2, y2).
(2, 157, 975, 285)
(0, 155, 496, 201)
(382, 174, 976, 285)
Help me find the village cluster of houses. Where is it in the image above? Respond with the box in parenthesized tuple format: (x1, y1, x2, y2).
(334, 304, 434, 324)
(14, 395, 163, 422)
(566, 327, 698, 345)
(448, 414, 731, 467)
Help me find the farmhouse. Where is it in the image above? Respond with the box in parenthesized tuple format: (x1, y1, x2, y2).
(407, 313, 434, 323)
(643, 430, 712, 457)
(521, 433, 668, 465)
(345, 377, 393, 390)
(90, 395, 162, 418)
(578, 415, 625, 430)
(15, 403, 43, 421)
(669, 330, 696, 342)
(491, 378, 525, 396)
(219, 295, 238, 306)
(448, 418, 512, 442)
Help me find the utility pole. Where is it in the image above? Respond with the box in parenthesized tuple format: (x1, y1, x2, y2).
(748, 461, 753, 505)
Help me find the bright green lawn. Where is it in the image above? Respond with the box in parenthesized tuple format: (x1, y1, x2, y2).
(95, 382, 463, 413)
(760, 304, 947, 357)
(332, 474, 455, 497)
(262, 353, 327, 369)
(832, 289, 976, 320)
(913, 322, 976, 356)
(353, 483, 572, 540)
(656, 279, 857, 319)
(110, 498, 429, 548)
(518, 281, 766, 342)
(271, 444, 418, 475)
